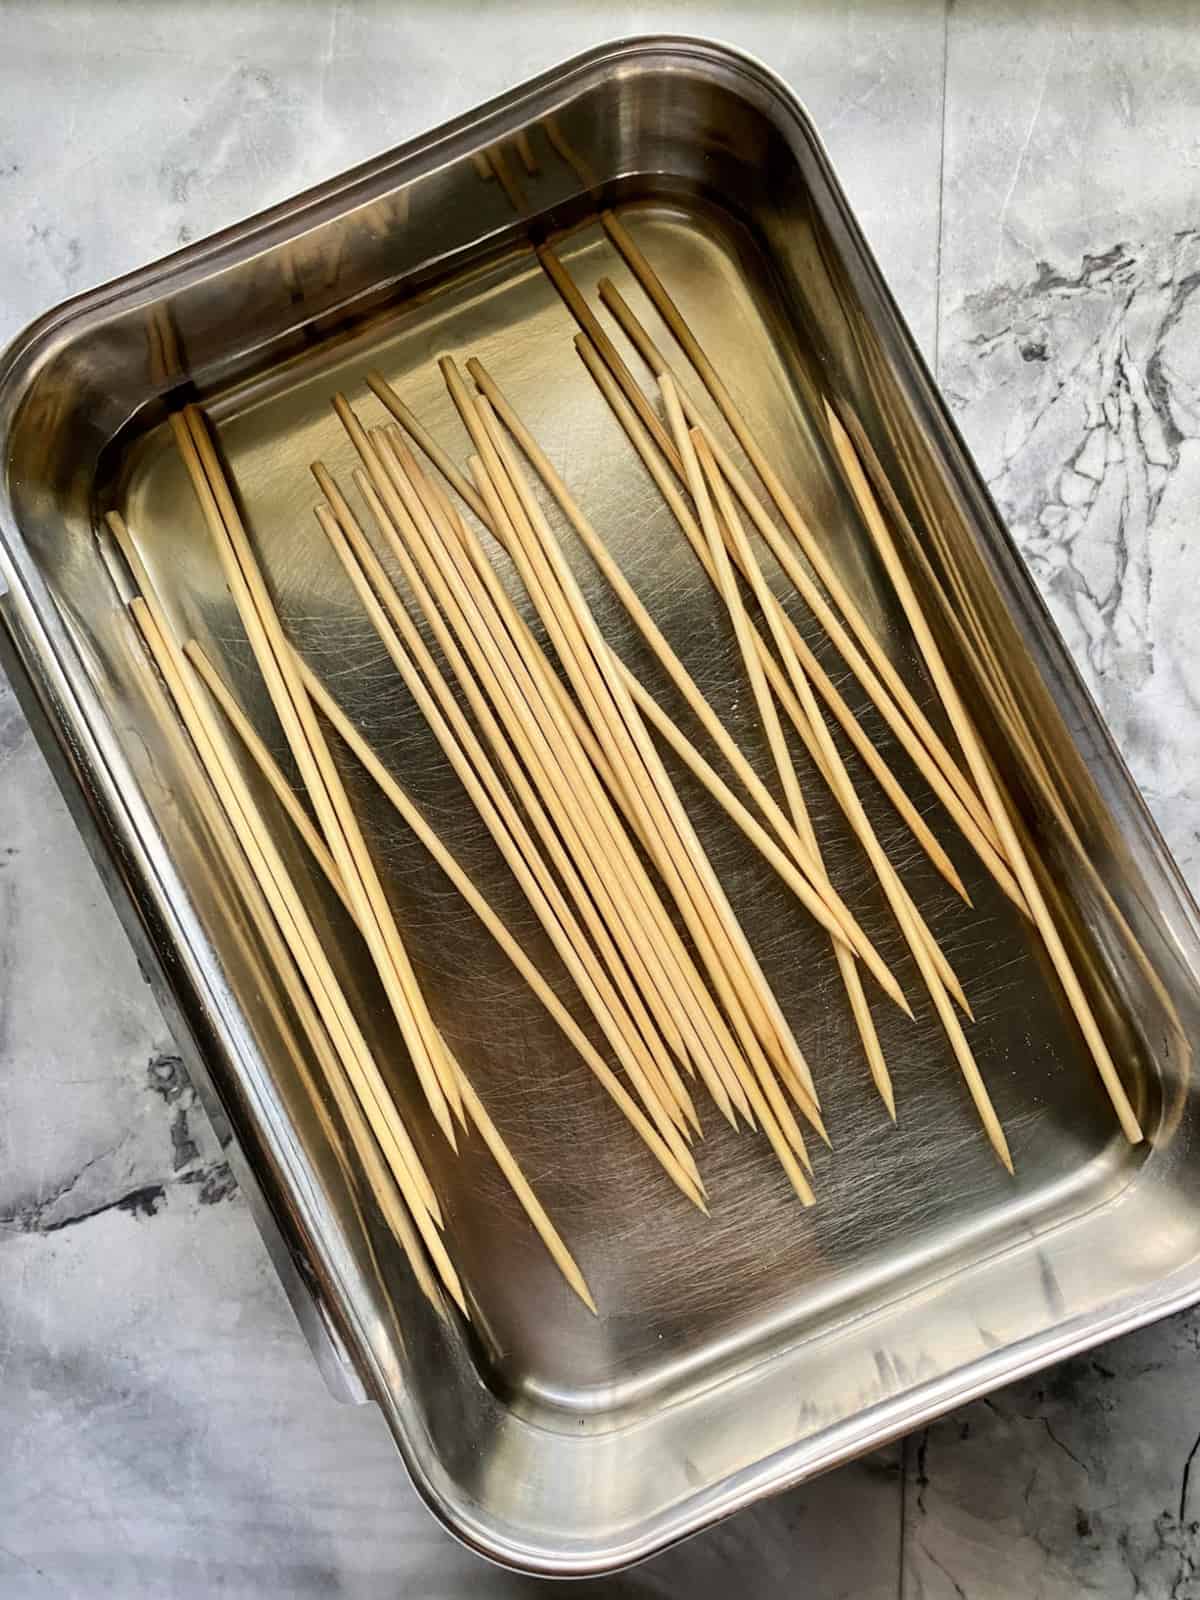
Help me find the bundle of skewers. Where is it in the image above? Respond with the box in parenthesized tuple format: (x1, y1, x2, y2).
(103, 208, 1144, 1319)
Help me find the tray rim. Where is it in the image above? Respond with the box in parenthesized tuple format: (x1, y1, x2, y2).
(3, 31, 1200, 1576)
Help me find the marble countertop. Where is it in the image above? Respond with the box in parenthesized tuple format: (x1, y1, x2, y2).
(3, 3, 1199, 1595)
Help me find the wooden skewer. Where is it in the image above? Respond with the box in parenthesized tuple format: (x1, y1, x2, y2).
(680, 408, 972, 1022)
(478, 432, 822, 1188)
(190, 616, 600, 1311)
(825, 403, 1145, 1147)
(438, 362, 802, 1138)
(312, 480, 704, 1171)
(286, 656, 707, 1209)
(573, 327, 977, 914)
(179, 662, 599, 1311)
(183, 638, 349, 912)
(469, 432, 821, 1179)
(366, 371, 490, 523)
(827, 397, 1184, 1062)
(663, 417, 897, 1116)
(383, 362, 815, 1151)
(367, 369, 859, 1120)
(309, 468, 705, 1191)
(577, 341, 971, 1020)
(450, 1060, 597, 1312)
(538, 244, 678, 466)
(130, 598, 466, 1307)
(398, 435, 764, 1132)
(444, 369, 804, 1088)
(593, 284, 1024, 910)
(560, 355, 1007, 1160)
(174, 407, 464, 1143)
(598, 211, 1003, 853)
(366, 433, 703, 1137)
(463, 357, 908, 1015)
(380, 430, 737, 1131)
(700, 421, 1026, 917)
(419, 364, 825, 1158)
(671, 392, 963, 1030)
(467, 394, 820, 1195)
(103, 511, 445, 1229)
(460, 460, 780, 1139)
(665, 387, 902, 1115)
(568, 339, 967, 1021)
(467, 392, 829, 1138)
(460, 458, 764, 1137)
(570, 332, 996, 1152)
(367, 431, 699, 1103)
(514, 129, 539, 176)
(126, 618, 448, 1317)
(486, 143, 527, 214)
(102, 515, 446, 1254)
(324, 412, 701, 1150)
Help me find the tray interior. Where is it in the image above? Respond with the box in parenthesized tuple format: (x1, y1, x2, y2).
(107, 201, 1158, 1418)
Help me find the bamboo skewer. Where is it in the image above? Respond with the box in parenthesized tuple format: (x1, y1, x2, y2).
(557, 339, 1008, 1163)
(313, 486, 699, 1171)
(288, 657, 707, 1208)
(463, 457, 777, 1137)
(450, 374, 811, 1088)
(378, 431, 746, 1130)
(462, 357, 908, 1014)
(661, 384, 900, 1113)
(843, 398, 1185, 1053)
(181, 413, 467, 1136)
(322, 414, 702, 1151)
(466, 391, 820, 1195)
(104, 511, 445, 1231)
(671, 397, 967, 1026)
(625, 666, 891, 1115)
(825, 405, 1145, 1147)
(366, 370, 491, 526)
(131, 620, 448, 1317)
(581, 345, 970, 1018)
(440, 363, 817, 1111)
(184, 640, 348, 911)
(307, 471, 705, 1190)
(471, 426, 821, 1185)
(368, 367, 883, 1130)
(366, 431, 706, 1129)
(537, 245, 678, 466)
(598, 210, 1003, 852)
(573, 328, 975, 913)
(449, 1062, 597, 1314)
(593, 284, 1023, 910)
(191, 619, 709, 1187)
(665, 392, 971, 1034)
(174, 407, 464, 1144)
(130, 597, 466, 1307)
(685, 422, 971, 1012)
(571, 344, 968, 1017)
(664, 422, 896, 1117)
(459, 460, 764, 1135)
(700, 423, 1026, 916)
(178, 656, 604, 1305)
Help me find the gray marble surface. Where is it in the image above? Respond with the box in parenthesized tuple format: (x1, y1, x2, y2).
(2, 2, 1199, 1595)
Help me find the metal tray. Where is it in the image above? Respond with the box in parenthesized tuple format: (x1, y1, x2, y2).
(2, 36, 1199, 1576)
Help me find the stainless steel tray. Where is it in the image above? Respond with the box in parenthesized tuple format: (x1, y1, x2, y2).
(2, 36, 1199, 1577)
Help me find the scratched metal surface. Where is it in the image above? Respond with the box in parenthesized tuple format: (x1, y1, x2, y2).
(2, 38, 1199, 1574)
(116, 210, 1136, 1402)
